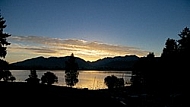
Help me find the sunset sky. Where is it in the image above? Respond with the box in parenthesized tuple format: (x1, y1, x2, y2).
(0, 0, 190, 63)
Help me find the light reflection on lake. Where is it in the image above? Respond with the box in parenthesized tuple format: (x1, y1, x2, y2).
(10, 70, 132, 90)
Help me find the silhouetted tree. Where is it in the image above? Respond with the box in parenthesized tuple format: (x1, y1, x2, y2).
(147, 52, 155, 58)
(0, 13, 13, 81)
(0, 13, 11, 59)
(25, 70, 40, 84)
(161, 27, 190, 58)
(0, 69, 15, 82)
(160, 38, 179, 88)
(164, 27, 189, 87)
(130, 28, 189, 107)
(161, 38, 178, 58)
(178, 27, 190, 53)
(158, 27, 190, 106)
(131, 52, 160, 93)
(65, 53, 79, 87)
(41, 71, 58, 85)
(104, 75, 124, 89)
(104, 75, 117, 89)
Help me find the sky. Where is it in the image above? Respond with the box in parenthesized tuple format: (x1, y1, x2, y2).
(0, 0, 190, 63)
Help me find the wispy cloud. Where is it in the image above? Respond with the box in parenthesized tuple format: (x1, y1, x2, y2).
(7, 35, 149, 63)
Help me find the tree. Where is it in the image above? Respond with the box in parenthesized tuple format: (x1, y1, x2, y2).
(41, 71, 58, 85)
(161, 27, 190, 58)
(131, 52, 160, 92)
(177, 27, 190, 56)
(65, 53, 79, 87)
(147, 52, 155, 58)
(0, 69, 16, 82)
(0, 13, 11, 59)
(160, 27, 190, 85)
(0, 13, 14, 81)
(161, 38, 178, 58)
(104, 75, 124, 89)
(25, 70, 40, 84)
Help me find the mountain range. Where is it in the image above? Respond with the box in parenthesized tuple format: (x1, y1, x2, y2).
(9, 55, 139, 70)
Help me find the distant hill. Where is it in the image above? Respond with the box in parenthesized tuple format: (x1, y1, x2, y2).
(89, 55, 139, 70)
(9, 55, 139, 70)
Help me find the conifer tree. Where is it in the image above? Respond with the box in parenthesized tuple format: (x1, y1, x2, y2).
(0, 12, 15, 81)
(65, 53, 79, 87)
(0, 13, 11, 59)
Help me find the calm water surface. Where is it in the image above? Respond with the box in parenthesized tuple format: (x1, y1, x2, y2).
(10, 70, 132, 90)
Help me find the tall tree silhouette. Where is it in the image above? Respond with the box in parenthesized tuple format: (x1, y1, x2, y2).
(65, 53, 79, 87)
(130, 28, 188, 107)
(131, 52, 160, 93)
(0, 12, 14, 82)
(159, 27, 189, 106)
(177, 27, 190, 56)
(0, 13, 11, 59)
(161, 27, 190, 84)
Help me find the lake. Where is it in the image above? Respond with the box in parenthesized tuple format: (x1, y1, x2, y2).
(10, 70, 132, 90)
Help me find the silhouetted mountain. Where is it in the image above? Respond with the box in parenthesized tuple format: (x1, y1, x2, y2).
(9, 55, 139, 70)
(89, 55, 139, 70)
(9, 56, 90, 70)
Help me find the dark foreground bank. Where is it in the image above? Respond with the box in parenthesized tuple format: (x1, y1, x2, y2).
(0, 81, 185, 107)
(0, 81, 126, 106)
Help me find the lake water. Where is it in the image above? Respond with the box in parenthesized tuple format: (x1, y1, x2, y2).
(10, 70, 132, 90)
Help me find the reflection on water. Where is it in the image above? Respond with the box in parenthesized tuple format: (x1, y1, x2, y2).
(10, 70, 132, 90)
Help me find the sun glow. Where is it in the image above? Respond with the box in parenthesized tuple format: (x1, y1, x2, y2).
(6, 35, 149, 63)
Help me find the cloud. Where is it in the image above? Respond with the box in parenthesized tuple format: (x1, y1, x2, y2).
(7, 35, 149, 62)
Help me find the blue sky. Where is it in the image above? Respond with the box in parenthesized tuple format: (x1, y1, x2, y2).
(1, 0, 190, 63)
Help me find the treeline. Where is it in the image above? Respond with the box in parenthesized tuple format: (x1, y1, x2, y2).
(131, 27, 189, 89)
(129, 27, 189, 107)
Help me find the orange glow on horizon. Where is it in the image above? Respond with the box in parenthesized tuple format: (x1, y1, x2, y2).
(6, 36, 150, 63)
